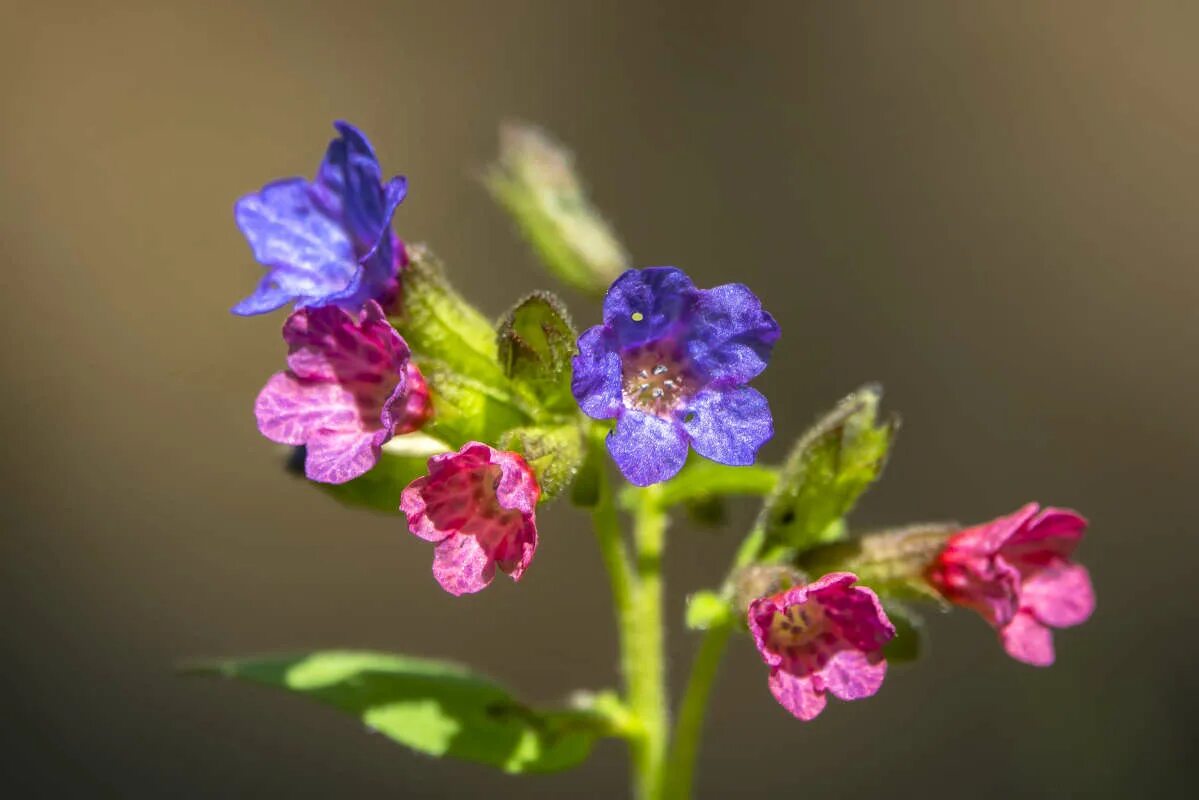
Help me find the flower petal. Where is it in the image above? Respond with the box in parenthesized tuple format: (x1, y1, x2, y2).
(685, 283, 780, 383)
(606, 409, 689, 486)
(234, 178, 359, 310)
(432, 532, 496, 596)
(682, 386, 773, 466)
(768, 668, 827, 721)
(304, 430, 383, 484)
(1021, 563, 1095, 629)
(1000, 611, 1056, 667)
(820, 650, 887, 702)
(571, 326, 622, 420)
(255, 374, 359, 446)
(602, 267, 697, 346)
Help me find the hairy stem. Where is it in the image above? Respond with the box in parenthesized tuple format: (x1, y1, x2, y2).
(628, 485, 669, 799)
(664, 620, 732, 800)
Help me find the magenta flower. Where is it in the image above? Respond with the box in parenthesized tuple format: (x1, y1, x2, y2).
(400, 443, 540, 596)
(747, 572, 895, 721)
(926, 503, 1095, 666)
(255, 300, 430, 484)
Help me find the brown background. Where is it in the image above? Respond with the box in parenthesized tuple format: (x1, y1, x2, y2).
(1, 1, 1195, 797)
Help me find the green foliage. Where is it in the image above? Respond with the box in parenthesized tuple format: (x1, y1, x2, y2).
(685, 591, 732, 631)
(392, 246, 509, 386)
(497, 292, 578, 414)
(882, 603, 924, 664)
(417, 362, 532, 448)
(186, 651, 616, 774)
(499, 424, 585, 501)
(638, 457, 778, 512)
(569, 436, 603, 509)
(759, 384, 898, 554)
(486, 123, 628, 296)
(798, 522, 954, 603)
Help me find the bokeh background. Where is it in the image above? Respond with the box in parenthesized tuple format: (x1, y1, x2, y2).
(2, 1, 1196, 796)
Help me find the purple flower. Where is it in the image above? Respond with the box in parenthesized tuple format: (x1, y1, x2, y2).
(571, 268, 779, 485)
(401, 443, 540, 596)
(232, 121, 408, 316)
(255, 301, 429, 484)
(747, 572, 895, 721)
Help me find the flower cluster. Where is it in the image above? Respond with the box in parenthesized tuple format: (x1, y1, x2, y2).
(927, 503, 1095, 666)
(228, 121, 1099, 779)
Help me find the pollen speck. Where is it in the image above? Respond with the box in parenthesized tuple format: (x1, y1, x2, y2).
(631, 311, 644, 322)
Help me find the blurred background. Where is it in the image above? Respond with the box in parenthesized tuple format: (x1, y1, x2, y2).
(2, 1, 1196, 796)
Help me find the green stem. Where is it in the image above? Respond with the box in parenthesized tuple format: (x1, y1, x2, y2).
(665, 522, 766, 799)
(665, 621, 732, 800)
(628, 485, 669, 800)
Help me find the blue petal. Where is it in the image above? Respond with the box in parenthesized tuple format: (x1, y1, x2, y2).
(233, 179, 360, 314)
(685, 283, 780, 383)
(230, 274, 294, 316)
(572, 326, 623, 419)
(603, 267, 698, 346)
(607, 409, 689, 486)
(683, 386, 773, 466)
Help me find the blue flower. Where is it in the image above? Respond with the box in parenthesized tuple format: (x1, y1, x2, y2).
(572, 267, 780, 486)
(232, 121, 408, 316)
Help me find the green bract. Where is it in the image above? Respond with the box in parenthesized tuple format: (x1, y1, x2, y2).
(758, 384, 898, 555)
(486, 123, 629, 296)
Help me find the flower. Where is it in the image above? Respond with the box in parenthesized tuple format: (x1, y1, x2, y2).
(926, 503, 1095, 666)
(232, 121, 408, 316)
(255, 301, 429, 484)
(571, 267, 779, 486)
(400, 443, 540, 596)
(747, 572, 895, 721)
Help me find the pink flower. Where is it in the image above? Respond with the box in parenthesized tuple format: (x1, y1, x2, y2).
(401, 443, 540, 596)
(255, 300, 430, 484)
(747, 572, 895, 721)
(926, 503, 1095, 666)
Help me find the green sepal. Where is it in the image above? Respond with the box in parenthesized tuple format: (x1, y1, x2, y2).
(485, 123, 628, 296)
(184, 651, 618, 774)
(759, 384, 898, 554)
(498, 424, 585, 501)
(569, 434, 604, 509)
(496, 291, 578, 414)
(418, 361, 532, 449)
(882, 602, 925, 664)
(391, 245, 509, 386)
(797, 522, 955, 603)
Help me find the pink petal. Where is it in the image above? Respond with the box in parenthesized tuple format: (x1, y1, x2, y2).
(398, 476, 451, 543)
(769, 668, 827, 721)
(1021, 563, 1095, 629)
(1003, 506, 1087, 566)
(255, 374, 359, 445)
(304, 431, 383, 484)
(820, 649, 888, 702)
(1000, 611, 1056, 667)
(432, 532, 496, 596)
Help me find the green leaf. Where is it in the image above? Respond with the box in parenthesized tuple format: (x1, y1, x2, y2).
(759, 384, 898, 553)
(186, 651, 616, 774)
(485, 123, 629, 296)
(497, 292, 578, 414)
(685, 591, 732, 631)
(882, 603, 924, 664)
(638, 457, 778, 511)
(498, 424, 584, 501)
